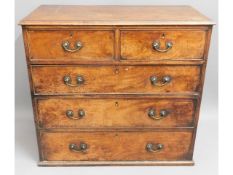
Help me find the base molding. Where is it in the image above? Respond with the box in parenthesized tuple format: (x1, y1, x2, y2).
(38, 160, 194, 166)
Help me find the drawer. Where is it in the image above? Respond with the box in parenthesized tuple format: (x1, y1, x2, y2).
(26, 30, 114, 61)
(40, 131, 193, 161)
(121, 30, 206, 61)
(36, 98, 196, 129)
(31, 65, 201, 95)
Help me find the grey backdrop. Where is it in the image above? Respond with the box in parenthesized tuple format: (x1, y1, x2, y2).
(15, 1, 218, 175)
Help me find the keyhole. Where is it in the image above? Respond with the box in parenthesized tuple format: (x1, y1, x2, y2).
(115, 68, 119, 74)
(70, 32, 74, 37)
(161, 33, 165, 39)
(115, 101, 119, 107)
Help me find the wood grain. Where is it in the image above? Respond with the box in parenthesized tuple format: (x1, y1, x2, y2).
(31, 65, 201, 95)
(36, 98, 195, 129)
(26, 30, 114, 61)
(121, 30, 206, 60)
(19, 5, 214, 166)
(40, 131, 193, 161)
(19, 5, 214, 26)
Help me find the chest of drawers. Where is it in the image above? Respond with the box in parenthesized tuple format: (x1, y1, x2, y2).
(19, 5, 214, 166)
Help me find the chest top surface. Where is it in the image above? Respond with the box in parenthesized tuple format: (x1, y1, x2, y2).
(19, 5, 213, 26)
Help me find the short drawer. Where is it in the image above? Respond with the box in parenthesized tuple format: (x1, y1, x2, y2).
(40, 131, 193, 161)
(31, 65, 201, 95)
(121, 30, 206, 61)
(26, 30, 114, 61)
(36, 98, 196, 129)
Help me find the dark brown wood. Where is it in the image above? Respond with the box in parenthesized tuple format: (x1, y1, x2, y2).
(19, 5, 214, 166)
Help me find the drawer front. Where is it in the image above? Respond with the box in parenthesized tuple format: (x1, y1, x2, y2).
(37, 98, 195, 129)
(121, 30, 206, 60)
(40, 131, 193, 161)
(31, 65, 200, 94)
(26, 30, 114, 61)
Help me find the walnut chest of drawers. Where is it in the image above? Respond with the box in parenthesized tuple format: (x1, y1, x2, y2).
(19, 5, 214, 166)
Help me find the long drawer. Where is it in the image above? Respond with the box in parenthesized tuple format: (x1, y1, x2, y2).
(40, 131, 193, 161)
(36, 97, 196, 129)
(31, 65, 201, 95)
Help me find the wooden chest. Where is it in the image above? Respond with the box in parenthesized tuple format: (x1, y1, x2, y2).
(19, 5, 214, 166)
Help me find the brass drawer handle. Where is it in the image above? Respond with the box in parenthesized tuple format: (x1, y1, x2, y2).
(63, 75, 85, 87)
(152, 41, 173, 52)
(148, 108, 169, 120)
(66, 109, 85, 120)
(69, 143, 87, 153)
(62, 41, 83, 52)
(150, 75, 172, 87)
(146, 143, 164, 153)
